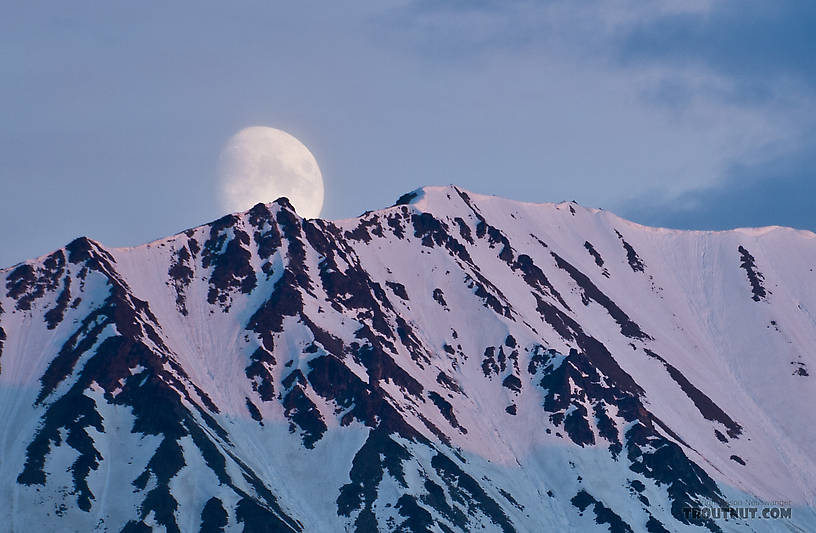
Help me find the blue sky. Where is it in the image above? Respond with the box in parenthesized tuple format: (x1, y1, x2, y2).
(1, 1, 814, 267)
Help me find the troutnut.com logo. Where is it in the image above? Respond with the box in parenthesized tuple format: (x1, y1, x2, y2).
(683, 500, 792, 521)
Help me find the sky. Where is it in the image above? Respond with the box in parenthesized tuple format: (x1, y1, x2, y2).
(1, 0, 814, 268)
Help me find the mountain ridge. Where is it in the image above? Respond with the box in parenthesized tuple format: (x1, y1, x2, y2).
(1, 185, 814, 532)
(8, 184, 813, 274)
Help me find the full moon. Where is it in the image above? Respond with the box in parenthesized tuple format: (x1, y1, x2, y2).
(218, 126, 324, 218)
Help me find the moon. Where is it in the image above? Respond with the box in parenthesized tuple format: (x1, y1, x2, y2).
(218, 126, 324, 218)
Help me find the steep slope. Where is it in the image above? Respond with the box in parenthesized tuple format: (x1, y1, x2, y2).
(1, 185, 814, 532)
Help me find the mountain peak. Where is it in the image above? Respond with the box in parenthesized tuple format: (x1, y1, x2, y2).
(1, 185, 814, 531)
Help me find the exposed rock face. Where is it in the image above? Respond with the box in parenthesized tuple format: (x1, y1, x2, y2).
(1, 186, 814, 532)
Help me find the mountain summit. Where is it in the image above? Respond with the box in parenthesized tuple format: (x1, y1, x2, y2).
(1, 186, 814, 532)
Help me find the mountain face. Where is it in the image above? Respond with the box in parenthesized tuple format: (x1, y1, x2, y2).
(1, 186, 815, 533)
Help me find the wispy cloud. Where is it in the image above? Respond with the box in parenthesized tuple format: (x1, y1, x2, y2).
(618, 1, 816, 89)
(619, 141, 816, 231)
(375, 0, 815, 229)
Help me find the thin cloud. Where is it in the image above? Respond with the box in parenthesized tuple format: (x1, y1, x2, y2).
(374, 0, 815, 209)
(619, 144, 816, 231)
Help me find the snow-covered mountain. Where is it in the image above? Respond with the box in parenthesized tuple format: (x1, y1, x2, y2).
(1, 185, 814, 532)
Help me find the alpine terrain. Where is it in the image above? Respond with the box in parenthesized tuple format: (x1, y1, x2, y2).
(1, 185, 814, 532)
